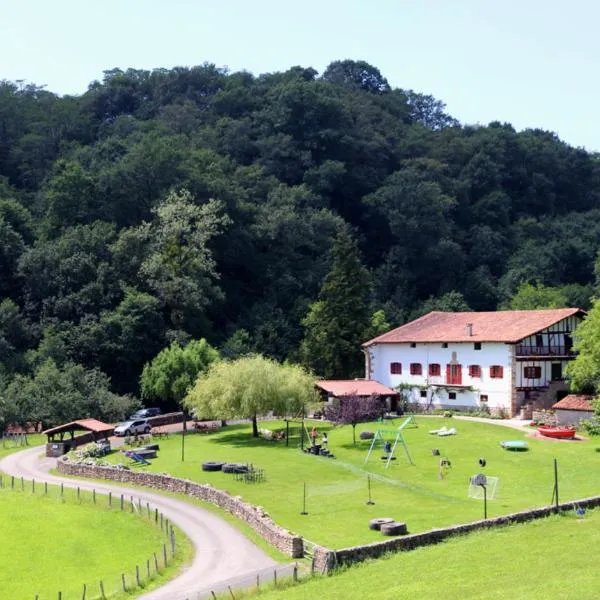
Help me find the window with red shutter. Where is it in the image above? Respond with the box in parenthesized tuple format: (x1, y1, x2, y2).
(410, 363, 422, 375)
(490, 365, 504, 378)
(469, 365, 481, 378)
(429, 363, 441, 376)
(524, 366, 542, 379)
(390, 362, 402, 375)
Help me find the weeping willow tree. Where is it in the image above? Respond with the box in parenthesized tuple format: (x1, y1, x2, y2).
(183, 354, 317, 437)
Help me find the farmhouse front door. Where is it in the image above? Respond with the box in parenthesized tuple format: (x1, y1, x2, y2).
(551, 363, 562, 381)
(446, 364, 462, 385)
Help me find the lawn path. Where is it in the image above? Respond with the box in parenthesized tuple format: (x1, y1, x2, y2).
(0, 446, 279, 600)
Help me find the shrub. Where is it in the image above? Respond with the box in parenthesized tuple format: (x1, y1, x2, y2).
(580, 419, 600, 436)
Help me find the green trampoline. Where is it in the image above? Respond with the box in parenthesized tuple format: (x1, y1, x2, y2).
(500, 440, 529, 451)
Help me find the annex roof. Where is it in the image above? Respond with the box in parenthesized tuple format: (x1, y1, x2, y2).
(552, 395, 595, 412)
(43, 419, 114, 436)
(363, 308, 585, 346)
(316, 380, 399, 397)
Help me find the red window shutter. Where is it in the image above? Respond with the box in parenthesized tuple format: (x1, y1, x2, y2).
(410, 363, 422, 375)
(429, 364, 440, 376)
(490, 365, 504, 379)
(469, 365, 481, 378)
(390, 362, 402, 375)
(446, 364, 451, 382)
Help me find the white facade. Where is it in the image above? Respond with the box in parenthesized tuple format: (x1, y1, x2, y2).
(366, 341, 512, 412)
(364, 313, 582, 415)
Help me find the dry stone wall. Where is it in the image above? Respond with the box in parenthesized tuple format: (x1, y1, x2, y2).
(58, 458, 303, 558)
(313, 495, 600, 572)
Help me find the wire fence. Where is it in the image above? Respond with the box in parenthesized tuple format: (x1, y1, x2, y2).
(0, 475, 181, 600)
(175, 562, 300, 600)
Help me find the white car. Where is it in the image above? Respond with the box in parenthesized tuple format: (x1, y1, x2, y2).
(113, 419, 151, 437)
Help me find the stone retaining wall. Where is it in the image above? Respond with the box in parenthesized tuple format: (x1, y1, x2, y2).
(313, 495, 600, 572)
(147, 412, 184, 427)
(58, 458, 303, 558)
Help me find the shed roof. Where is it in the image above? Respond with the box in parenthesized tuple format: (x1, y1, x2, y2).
(363, 308, 584, 346)
(316, 380, 399, 397)
(43, 419, 114, 436)
(552, 395, 595, 412)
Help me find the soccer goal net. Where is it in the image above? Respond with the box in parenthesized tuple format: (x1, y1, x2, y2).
(468, 476, 499, 500)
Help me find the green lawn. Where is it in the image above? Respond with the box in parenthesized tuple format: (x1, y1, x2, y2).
(104, 417, 600, 549)
(0, 483, 192, 599)
(0, 433, 45, 459)
(250, 509, 600, 600)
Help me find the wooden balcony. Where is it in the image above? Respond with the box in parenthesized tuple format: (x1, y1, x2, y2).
(516, 345, 575, 357)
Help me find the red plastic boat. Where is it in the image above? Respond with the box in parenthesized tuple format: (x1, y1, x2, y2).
(537, 425, 576, 439)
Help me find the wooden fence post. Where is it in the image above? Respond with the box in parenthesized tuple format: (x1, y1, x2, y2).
(153, 552, 158, 572)
(136, 565, 140, 587)
(81, 583, 86, 599)
(163, 544, 167, 566)
(99, 580, 105, 599)
(121, 573, 126, 591)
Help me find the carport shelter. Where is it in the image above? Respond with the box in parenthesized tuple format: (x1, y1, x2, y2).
(43, 419, 114, 457)
(315, 380, 400, 411)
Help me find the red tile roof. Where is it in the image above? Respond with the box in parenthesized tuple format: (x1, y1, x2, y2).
(43, 419, 114, 436)
(316, 380, 399, 397)
(552, 395, 595, 411)
(363, 308, 584, 345)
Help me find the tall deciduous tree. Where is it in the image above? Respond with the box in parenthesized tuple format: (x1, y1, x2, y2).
(566, 300, 600, 394)
(140, 188, 230, 333)
(325, 395, 384, 445)
(3, 359, 136, 428)
(300, 229, 372, 378)
(140, 338, 220, 408)
(184, 355, 316, 437)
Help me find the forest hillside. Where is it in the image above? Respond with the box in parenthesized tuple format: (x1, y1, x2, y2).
(1, 60, 599, 421)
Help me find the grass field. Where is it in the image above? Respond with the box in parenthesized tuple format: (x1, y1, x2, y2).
(0, 483, 192, 599)
(247, 509, 600, 600)
(0, 433, 45, 459)
(104, 416, 600, 549)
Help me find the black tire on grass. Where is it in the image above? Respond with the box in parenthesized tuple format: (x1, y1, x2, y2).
(202, 461, 225, 472)
(222, 463, 249, 474)
(369, 517, 394, 531)
(380, 522, 408, 536)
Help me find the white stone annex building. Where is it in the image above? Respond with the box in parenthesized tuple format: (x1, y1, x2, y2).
(362, 308, 585, 416)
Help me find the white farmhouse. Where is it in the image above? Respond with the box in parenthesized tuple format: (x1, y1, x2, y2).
(362, 308, 585, 417)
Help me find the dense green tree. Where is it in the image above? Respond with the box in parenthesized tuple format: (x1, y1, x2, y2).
(3, 359, 136, 428)
(566, 301, 600, 394)
(184, 355, 316, 436)
(300, 229, 372, 378)
(140, 338, 220, 408)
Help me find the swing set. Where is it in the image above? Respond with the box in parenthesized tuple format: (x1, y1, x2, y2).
(364, 415, 417, 468)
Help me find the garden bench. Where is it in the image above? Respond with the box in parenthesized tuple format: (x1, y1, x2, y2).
(193, 421, 220, 433)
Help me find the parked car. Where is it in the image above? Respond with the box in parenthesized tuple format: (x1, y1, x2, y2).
(114, 419, 151, 437)
(129, 407, 162, 419)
